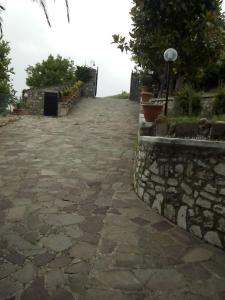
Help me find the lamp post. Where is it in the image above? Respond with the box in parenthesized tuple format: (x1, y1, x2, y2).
(163, 48, 178, 116)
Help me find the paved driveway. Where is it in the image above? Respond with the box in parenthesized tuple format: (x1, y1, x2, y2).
(0, 98, 225, 300)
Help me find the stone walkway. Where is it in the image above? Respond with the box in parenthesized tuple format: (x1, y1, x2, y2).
(0, 98, 225, 300)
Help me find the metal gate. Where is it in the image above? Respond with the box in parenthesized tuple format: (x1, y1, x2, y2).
(95, 67, 99, 97)
(129, 71, 140, 102)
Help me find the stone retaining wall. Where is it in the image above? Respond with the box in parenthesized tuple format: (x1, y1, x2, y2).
(134, 136, 225, 250)
(24, 87, 80, 117)
(58, 98, 77, 117)
(24, 87, 61, 115)
(139, 115, 225, 141)
(148, 93, 216, 116)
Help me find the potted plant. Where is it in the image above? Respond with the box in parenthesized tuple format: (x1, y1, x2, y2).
(140, 72, 153, 102)
(13, 102, 28, 115)
(142, 102, 163, 122)
(62, 87, 72, 102)
(72, 80, 83, 98)
(140, 72, 152, 92)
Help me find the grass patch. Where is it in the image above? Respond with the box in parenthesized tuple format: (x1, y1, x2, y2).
(107, 91, 130, 99)
(164, 115, 225, 123)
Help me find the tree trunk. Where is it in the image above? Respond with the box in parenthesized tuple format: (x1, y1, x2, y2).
(175, 75, 184, 91)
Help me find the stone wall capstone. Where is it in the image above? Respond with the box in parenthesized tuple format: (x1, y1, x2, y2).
(134, 136, 225, 250)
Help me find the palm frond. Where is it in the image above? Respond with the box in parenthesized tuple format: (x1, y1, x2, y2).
(32, 0, 51, 27)
(0, 4, 5, 39)
(65, 0, 70, 23)
(0, 22, 3, 39)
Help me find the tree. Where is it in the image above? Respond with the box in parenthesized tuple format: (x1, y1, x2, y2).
(113, 0, 225, 89)
(0, 40, 15, 112)
(75, 66, 92, 83)
(26, 54, 76, 88)
(0, 0, 70, 38)
(32, 0, 70, 27)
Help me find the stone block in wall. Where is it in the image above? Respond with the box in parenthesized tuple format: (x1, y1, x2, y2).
(164, 204, 176, 222)
(213, 204, 225, 217)
(200, 191, 218, 202)
(151, 175, 165, 185)
(177, 206, 188, 230)
(182, 195, 194, 207)
(175, 164, 184, 174)
(186, 161, 194, 177)
(204, 231, 222, 248)
(204, 184, 217, 195)
(203, 210, 214, 229)
(196, 197, 211, 209)
(217, 218, 225, 233)
(143, 193, 151, 204)
(190, 225, 202, 238)
(149, 161, 159, 175)
(214, 163, 225, 177)
(181, 182, 192, 195)
(152, 194, 163, 214)
(168, 178, 179, 187)
(220, 188, 225, 196)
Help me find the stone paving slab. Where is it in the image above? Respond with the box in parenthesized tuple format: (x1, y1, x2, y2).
(0, 98, 225, 299)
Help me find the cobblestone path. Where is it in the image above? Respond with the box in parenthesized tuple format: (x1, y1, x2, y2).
(0, 98, 225, 300)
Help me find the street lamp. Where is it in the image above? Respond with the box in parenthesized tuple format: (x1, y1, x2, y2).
(163, 48, 178, 116)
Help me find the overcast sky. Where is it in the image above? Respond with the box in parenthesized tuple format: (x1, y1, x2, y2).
(2, 0, 134, 97)
(2, 1, 225, 98)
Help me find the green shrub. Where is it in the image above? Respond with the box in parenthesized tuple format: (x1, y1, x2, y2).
(75, 66, 92, 83)
(140, 72, 152, 87)
(213, 87, 225, 115)
(73, 80, 84, 90)
(16, 102, 22, 109)
(62, 87, 72, 96)
(175, 85, 201, 115)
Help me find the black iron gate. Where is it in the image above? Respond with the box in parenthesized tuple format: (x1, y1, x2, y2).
(129, 71, 140, 102)
(44, 92, 58, 117)
(95, 67, 99, 97)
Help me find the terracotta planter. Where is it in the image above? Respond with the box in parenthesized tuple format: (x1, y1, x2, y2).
(73, 89, 80, 98)
(141, 92, 151, 103)
(142, 104, 163, 122)
(63, 95, 71, 102)
(13, 108, 28, 115)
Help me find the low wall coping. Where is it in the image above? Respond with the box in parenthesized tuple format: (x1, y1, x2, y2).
(139, 135, 225, 150)
(139, 114, 153, 128)
(150, 97, 174, 101)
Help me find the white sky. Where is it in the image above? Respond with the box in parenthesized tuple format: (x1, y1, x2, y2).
(2, 1, 225, 97)
(2, 0, 134, 97)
